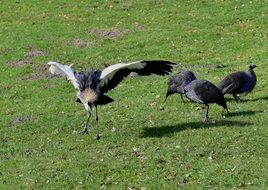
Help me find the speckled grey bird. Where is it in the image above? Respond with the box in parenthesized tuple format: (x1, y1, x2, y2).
(48, 60, 175, 139)
(165, 70, 197, 102)
(184, 79, 229, 122)
(218, 64, 257, 103)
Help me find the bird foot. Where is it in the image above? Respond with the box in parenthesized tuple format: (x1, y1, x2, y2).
(81, 127, 89, 135)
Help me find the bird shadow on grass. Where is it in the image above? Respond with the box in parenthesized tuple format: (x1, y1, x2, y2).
(245, 96, 268, 102)
(225, 95, 268, 103)
(141, 120, 253, 138)
(228, 110, 263, 117)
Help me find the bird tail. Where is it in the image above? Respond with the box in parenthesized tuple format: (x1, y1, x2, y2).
(218, 82, 237, 95)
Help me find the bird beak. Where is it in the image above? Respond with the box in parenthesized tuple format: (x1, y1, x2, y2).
(249, 64, 257, 69)
(164, 94, 168, 103)
(164, 91, 171, 103)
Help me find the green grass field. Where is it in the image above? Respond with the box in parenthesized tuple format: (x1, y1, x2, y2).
(1, 1, 267, 189)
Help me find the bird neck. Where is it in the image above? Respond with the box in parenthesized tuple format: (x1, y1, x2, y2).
(248, 68, 257, 92)
(248, 68, 256, 81)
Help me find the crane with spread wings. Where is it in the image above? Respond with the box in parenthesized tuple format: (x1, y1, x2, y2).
(48, 60, 175, 139)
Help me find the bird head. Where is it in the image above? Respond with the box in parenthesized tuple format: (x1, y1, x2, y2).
(249, 64, 257, 70)
(76, 89, 98, 113)
(165, 88, 174, 102)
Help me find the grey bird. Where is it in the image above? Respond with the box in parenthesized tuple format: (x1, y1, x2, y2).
(165, 70, 197, 102)
(48, 60, 175, 139)
(218, 64, 257, 103)
(184, 79, 229, 122)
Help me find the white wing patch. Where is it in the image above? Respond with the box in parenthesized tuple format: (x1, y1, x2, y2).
(99, 61, 145, 87)
(48, 61, 79, 89)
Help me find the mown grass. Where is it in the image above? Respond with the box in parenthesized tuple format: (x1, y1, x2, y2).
(0, 0, 267, 189)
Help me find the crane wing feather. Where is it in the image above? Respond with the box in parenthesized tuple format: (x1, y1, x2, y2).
(99, 60, 175, 93)
(99, 61, 144, 87)
(48, 61, 79, 89)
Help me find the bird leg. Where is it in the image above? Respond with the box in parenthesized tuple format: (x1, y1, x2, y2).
(226, 108, 230, 116)
(233, 94, 239, 103)
(180, 94, 184, 103)
(236, 95, 243, 102)
(222, 107, 230, 117)
(82, 112, 91, 135)
(233, 94, 243, 103)
(95, 105, 100, 140)
(203, 105, 209, 122)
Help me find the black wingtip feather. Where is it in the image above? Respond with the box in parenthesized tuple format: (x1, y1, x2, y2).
(96, 95, 114, 105)
(99, 60, 176, 94)
(138, 60, 176, 76)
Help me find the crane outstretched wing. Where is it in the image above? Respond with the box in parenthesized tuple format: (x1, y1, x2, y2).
(99, 60, 175, 93)
(48, 61, 79, 89)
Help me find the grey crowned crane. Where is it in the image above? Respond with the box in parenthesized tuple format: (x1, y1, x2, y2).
(48, 60, 175, 139)
(165, 70, 197, 102)
(218, 64, 257, 103)
(184, 79, 229, 122)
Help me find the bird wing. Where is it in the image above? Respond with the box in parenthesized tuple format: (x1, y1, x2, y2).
(168, 75, 183, 86)
(99, 60, 175, 93)
(218, 72, 245, 94)
(192, 80, 227, 108)
(222, 81, 239, 94)
(198, 81, 222, 103)
(184, 80, 203, 103)
(177, 71, 197, 93)
(48, 61, 79, 89)
(218, 71, 249, 94)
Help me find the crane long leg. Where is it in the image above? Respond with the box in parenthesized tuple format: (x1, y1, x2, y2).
(233, 94, 243, 103)
(225, 107, 230, 116)
(203, 105, 209, 122)
(95, 105, 100, 140)
(235, 94, 243, 102)
(233, 94, 239, 103)
(82, 112, 91, 135)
